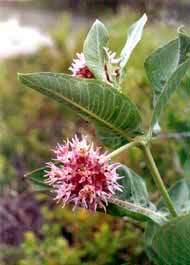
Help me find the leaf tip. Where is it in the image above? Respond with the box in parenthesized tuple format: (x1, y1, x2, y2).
(17, 72, 28, 83)
(93, 19, 107, 33)
(17, 72, 22, 80)
(94, 18, 103, 25)
(24, 172, 29, 178)
(142, 13, 148, 22)
(177, 25, 185, 34)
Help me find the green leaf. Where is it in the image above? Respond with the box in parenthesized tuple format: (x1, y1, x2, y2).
(119, 13, 147, 83)
(83, 19, 109, 81)
(145, 220, 164, 265)
(184, 159, 190, 179)
(145, 32, 190, 133)
(116, 165, 150, 206)
(152, 215, 190, 265)
(25, 166, 51, 192)
(145, 39, 179, 102)
(18, 73, 142, 149)
(106, 165, 167, 224)
(150, 59, 190, 130)
(145, 179, 190, 264)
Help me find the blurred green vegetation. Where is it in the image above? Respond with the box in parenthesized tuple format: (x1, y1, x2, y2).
(17, 205, 146, 265)
(0, 8, 190, 265)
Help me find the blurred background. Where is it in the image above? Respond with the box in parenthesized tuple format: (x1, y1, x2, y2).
(0, 1, 190, 264)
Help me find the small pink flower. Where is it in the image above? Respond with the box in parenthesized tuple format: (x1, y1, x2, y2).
(104, 47, 121, 65)
(104, 48, 121, 78)
(69, 53, 94, 78)
(45, 135, 122, 211)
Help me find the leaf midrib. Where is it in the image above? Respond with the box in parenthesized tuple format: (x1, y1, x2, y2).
(109, 197, 167, 223)
(20, 74, 132, 142)
(95, 24, 102, 68)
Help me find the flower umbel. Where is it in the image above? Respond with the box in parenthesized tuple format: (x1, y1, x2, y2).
(69, 52, 94, 78)
(45, 135, 122, 211)
(104, 48, 121, 80)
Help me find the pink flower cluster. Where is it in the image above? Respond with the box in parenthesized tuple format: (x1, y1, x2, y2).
(45, 135, 122, 211)
(69, 50, 120, 80)
(69, 53, 94, 78)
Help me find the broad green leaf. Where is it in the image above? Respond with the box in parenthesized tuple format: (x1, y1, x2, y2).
(145, 32, 190, 133)
(178, 32, 190, 63)
(119, 13, 147, 83)
(116, 165, 150, 207)
(145, 221, 164, 265)
(150, 59, 190, 130)
(152, 215, 190, 265)
(184, 159, 190, 179)
(145, 179, 190, 264)
(18, 73, 142, 149)
(26, 164, 166, 224)
(83, 19, 108, 81)
(145, 39, 179, 102)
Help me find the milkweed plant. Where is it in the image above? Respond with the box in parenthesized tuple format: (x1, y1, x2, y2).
(18, 14, 190, 264)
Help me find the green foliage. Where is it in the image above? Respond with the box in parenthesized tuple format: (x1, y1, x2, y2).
(145, 32, 190, 133)
(83, 19, 109, 81)
(117, 165, 149, 204)
(19, 231, 82, 265)
(18, 73, 142, 149)
(145, 179, 190, 263)
(26, 166, 51, 192)
(146, 214, 190, 265)
(152, 214, 190, 265)
(158, 179, 190, 215)
(119, 13, 147, 83)
(109, 165, 166, 224)
(142, 30, 190, 263)
(16, 206, 145, 265)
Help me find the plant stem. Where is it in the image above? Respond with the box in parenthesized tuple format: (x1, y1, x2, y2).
(104, 138, 177, 218)
(141, 143, 177, 217)
(105, 141, 137, 161)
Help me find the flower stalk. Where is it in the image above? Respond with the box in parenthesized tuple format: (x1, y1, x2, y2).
(105, 141, 138, 161)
